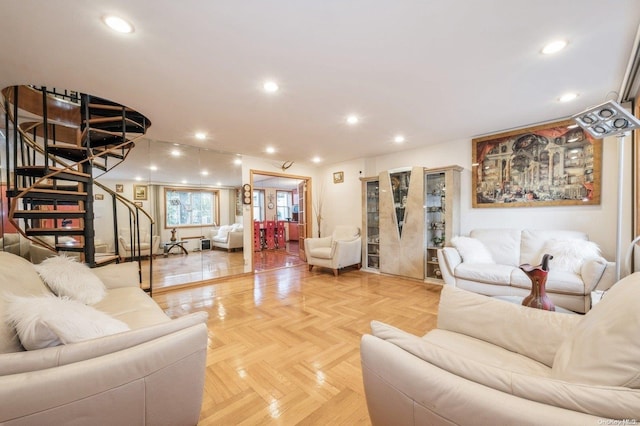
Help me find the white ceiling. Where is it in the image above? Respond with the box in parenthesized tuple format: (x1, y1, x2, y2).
(1, 1, 640, 173)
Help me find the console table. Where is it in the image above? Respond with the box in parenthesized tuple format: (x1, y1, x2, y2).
(162, 240, 189, 257)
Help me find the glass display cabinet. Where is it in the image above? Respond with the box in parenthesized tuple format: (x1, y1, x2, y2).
(361, 177, 380, 271)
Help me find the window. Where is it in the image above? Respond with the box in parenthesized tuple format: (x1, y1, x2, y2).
(253, 189, 265, 221)
(165, 187, 218, 228)
(276, 190, 292, 220)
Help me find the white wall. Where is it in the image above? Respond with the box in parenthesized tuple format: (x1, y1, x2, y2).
(319, 135, 627, 261)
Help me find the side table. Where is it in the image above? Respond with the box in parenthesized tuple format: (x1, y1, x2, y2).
(163, 240, 189, 257)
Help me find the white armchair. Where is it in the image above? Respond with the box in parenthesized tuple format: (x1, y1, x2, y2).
(211, 224, 244, 252)
(118, 228, 160, 259)
(361, 275, 640, 424)
(305, 225, 362, 276)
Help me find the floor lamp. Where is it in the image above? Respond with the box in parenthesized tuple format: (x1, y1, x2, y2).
(572, 100, 640, 281)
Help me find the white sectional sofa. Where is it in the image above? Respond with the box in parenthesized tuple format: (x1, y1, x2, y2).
(437, 228, 615, 313)
(0, 251, 208, 425)
(361, 279, 640, 425)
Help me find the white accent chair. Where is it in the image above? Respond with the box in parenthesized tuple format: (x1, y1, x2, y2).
(118, 228, 160, 259)
(211, 224, 244, 252)
(361, 277, 640, 424)
(305, 225, 362, 276)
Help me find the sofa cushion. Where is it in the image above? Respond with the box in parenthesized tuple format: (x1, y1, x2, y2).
(470, 229, 521, 266)
(308, 246, 333, 260)
(0, 252, 52, 353)
(552, 272, 640, 388)
(510, 268, 586, 295)
(519, 229, 588, 266)
(451, 236, 494, 264)
(34, 255, 106, 305)
(455, 263, 514, 286)
(5, 295, 129, 350)
(93, 287, 170, 329)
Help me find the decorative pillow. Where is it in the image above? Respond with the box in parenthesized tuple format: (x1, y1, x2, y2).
(542, 239, 601, 273)
(552, 271, 640, 388)
(216, 225, 231, 239)
(451, 236, 494, 264)
(34, 255, 106, 304)
(231, 223, 243, 232)
(5, 295, 129, 350)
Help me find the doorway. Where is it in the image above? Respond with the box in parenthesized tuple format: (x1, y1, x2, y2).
(251, 170, 311, 272)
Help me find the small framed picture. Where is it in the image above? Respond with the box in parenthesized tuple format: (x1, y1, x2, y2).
(333, 171, 344, 184)
(94, 193, 104, 200)
(115, 184, 124, 193)
(134, 201, 143, 208)
(133, 184, 148, 200)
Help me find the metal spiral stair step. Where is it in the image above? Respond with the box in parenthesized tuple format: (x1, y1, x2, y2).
(26, 227, 85, 236)
(16, 166, 91, 183)
(47, 144, 89, 162)
(13, 210, 86, 219)
(10, 188, 87, 201)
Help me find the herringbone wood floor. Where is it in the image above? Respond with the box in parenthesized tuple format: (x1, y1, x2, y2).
(153, 265, 442, 425)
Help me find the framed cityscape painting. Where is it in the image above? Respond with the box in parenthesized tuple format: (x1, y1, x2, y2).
(472, 119, 602, 208)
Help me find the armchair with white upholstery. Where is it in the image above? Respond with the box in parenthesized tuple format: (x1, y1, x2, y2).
(118, 228, 160, 259)
(305, 225, 362, 276)
(361, 275, 640, 425)
(211, 224, 243, 252)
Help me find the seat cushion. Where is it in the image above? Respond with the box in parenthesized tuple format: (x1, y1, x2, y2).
(510, 268, 586, 295)
(93, 287, 170, 329)
(309, 247, 333, 260)
(552, 272, 640, 388)
(455, 263, 514, 286)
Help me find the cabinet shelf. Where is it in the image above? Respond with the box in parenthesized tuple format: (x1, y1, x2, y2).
(362, 178, 380, 271)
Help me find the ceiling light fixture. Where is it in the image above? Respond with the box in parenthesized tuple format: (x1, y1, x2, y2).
(102, 15, 134, 34)
(394, 135, 406, 143)
(541, 40, 567, 55)
(559, 92, 578, 103)
(195, 132, 207, 140)
(312, 156, 321, 163)
(266, 146, 276, 154)
(346, 115, 359, 125)
(149, 165, 158, 171)
(171, 149, 181, 157)
(234, 158, 242, 165)
(572, 100, 640, 280)
(263, 81, 279, 93)
(201, 170, 209, 176)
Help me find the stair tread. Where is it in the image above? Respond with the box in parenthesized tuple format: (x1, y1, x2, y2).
(13, 209, 85, 217)
(21, 188, 87, 196)
(27, 227, 84, 234)
(16, 166, 91, 179)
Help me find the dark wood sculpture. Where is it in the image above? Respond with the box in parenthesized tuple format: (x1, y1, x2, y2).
(519, 254, 555, 311)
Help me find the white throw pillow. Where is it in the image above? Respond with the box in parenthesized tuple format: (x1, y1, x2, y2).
(451, 236, 494, 264)
(542, 239, 601, 273)
(34, 255, 106, 304)
(216, 225, 231, 239)
(5, 295, 129, 350)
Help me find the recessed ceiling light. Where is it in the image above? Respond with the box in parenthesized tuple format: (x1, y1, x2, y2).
(542, 40, 567, 55)
(312, 156, 321, 163)
(559, 92, 578, 102)
(171, 149, 181, 157)
(233, 158, 242, 165)
(149, 165, 158, 171)
(195, 132, 207, 140)
(135, 176, 142, 181)
(201, 170, 209, 176)
(181, 179, 188, 184)
(263, 81, 279, 93)
(216, 181, 222, 186)
(266, 146, 276, 154)
(346, 115, 359, 125)
(102, 15, 134, 34)
(394, 135, 406, 143)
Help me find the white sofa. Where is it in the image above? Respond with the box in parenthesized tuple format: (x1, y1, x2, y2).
(305, 225, 362, 276)
(0, 251, 208, 425)
(437, 229, 615, 313)
(211, 224, 243, 252)
(361, 278, 640, 425)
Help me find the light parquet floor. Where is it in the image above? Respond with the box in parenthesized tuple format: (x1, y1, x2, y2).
(153, 265, 442, 425)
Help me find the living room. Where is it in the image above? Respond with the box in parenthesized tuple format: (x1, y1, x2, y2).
(1, 1, 640, 424)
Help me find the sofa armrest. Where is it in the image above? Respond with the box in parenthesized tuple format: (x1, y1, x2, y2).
(592, 260, 616, 292)
(228, 231, 244, 248)
(91, 261, 140, 289)
(437, 247, 461, 285)
(334, 237, 362, 267)
(0, 312, 208, 425)
(579, 257, 611, 293)
(437, 286, 581, 366)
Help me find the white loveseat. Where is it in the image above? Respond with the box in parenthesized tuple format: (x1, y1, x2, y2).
(211, 224, 243, 252)
(361, 279, 640, 425)
(0, 252, 208, 425)
(437, 229, 615, 313)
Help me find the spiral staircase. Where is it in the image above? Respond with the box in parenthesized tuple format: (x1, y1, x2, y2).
(1, 85, 154, 289)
